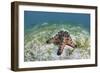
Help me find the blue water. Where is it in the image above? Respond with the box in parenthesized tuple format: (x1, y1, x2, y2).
(24, 11, 90, 32)
(24, 11, 90, 61)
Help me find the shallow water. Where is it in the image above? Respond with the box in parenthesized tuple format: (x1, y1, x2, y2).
(24, 23, 90, 62)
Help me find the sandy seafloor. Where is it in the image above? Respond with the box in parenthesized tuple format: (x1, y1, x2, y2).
(24, 23, 90, 62)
